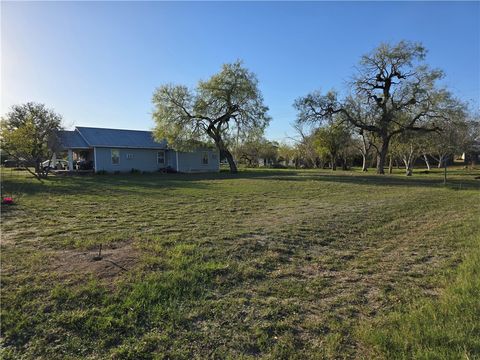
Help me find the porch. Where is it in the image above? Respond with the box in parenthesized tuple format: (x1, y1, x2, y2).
(55, 148, 95, 172)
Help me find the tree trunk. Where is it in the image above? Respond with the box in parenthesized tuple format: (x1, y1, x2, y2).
(423, 154, 431, 171)
(25, 163, 42, 180)
(34, 159, 48, 179)
(331, 156, 337, 171)
(403, 158, 413, 176)
(360, 134, 370, 172)
(437, 154, 445, 168)
(402, 145, 416, 176)
(222, 148, 237, 173)
(376, 139, 389, 174)
(35, 160, 41, 177)
(388, 155, 393, 174)
(213, 135, 237, 173)
(361, 154, 368, 172)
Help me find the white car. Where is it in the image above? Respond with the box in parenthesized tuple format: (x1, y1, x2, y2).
(42, 159, 68, 170)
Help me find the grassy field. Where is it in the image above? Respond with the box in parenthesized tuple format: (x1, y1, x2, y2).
(1, 167, 479, 359)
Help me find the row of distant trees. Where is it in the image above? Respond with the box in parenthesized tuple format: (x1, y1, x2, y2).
(233, 115, 478, 176)
(1, 40, 479, 178)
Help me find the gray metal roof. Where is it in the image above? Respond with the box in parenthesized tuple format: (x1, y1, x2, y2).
(59, 127, 167, 149)
(58, 130, 90, 149)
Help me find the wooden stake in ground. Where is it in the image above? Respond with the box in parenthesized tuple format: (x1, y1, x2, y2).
(93, 244, 103, 261)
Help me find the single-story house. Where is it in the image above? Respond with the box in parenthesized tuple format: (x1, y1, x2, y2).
(57, 126, 220, 173)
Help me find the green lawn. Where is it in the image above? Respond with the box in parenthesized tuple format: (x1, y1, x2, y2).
(1, 167, 479, 359)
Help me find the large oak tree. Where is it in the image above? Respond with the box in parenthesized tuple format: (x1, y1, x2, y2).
(294, 41, 464, 174)
(152, 61, 270, 173)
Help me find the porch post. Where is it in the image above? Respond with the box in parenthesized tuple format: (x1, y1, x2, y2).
(93, 147, 97, 173)
(176, 151, 179, 172)
(67, 149, 74, 171)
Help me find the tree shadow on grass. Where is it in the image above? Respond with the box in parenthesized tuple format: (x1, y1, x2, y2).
(1, 172, 215, 197)
(1, 169, 479, 198)
(251, 172, 480, 190)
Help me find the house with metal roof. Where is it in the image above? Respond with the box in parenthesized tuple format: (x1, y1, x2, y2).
(57, 127, 219, 173)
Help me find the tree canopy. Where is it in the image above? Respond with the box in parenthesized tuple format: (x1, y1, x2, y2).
(234, 134, 278, 167)
(1, 102, 63, 179)
(294, 41, 465, 174)
(152, 61, 270, 173)
(312, 120, 352, 170)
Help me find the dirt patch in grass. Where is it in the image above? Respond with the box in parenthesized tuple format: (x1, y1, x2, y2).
(51, 241, 139, 282)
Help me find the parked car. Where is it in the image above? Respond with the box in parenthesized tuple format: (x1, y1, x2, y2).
(42, 159, 68, 171)
(3, 159, 20, 168)
(3, 158, 35, 168)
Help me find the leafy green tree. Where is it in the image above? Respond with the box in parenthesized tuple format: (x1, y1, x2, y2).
(152, 61, 270, 173)
(235, 136, 278, 167)
(277, 142, 296, 167)
(292, 123, 323, 168)
(294, 41, 464, 174)
(351, 130, 374, 171)
(258, 140, 279, 167)
(390, 131, 422, 176)
(423, 115, 475, 168)
(1, 102, 62, 179)
(312, 120, 352, 170)
(235, 139, 260, 167)
(462, 117, 480, 166)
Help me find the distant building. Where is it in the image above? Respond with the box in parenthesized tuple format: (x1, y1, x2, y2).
(460, 138, 480, 165)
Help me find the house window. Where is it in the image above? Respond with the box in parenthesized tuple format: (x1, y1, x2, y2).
(126, 153, 134, 160)
(157, 150, 165, 165)
(111, 149, 120, 165)
(202, 152, 209, 165)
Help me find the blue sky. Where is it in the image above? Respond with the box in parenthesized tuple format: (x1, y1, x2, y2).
(2, 1, 479, 142)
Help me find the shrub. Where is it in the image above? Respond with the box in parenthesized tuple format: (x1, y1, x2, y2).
(130, 168, 140, 174)
(159, 166, 177, 174)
